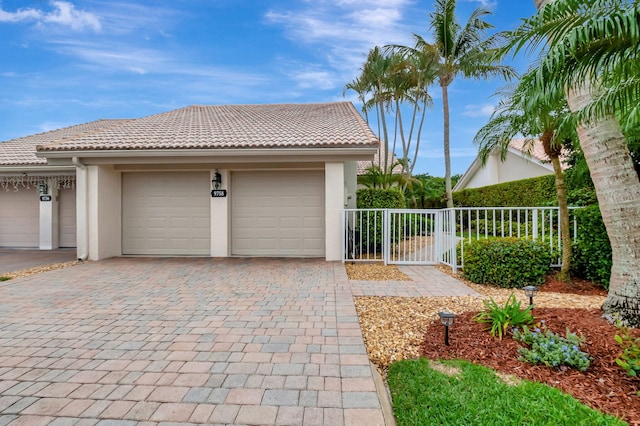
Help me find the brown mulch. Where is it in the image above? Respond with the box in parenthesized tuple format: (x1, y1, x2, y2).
(420, 308, 640, 425)
(540, 274, 608, 296)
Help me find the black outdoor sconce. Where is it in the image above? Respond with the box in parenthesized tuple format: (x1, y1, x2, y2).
(523, 285, 538, 308)
(437, 311, 456, 346)
(212, 170, 222, 190)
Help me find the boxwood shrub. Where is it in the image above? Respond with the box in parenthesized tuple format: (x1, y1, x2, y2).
(463, 237, 553, 288)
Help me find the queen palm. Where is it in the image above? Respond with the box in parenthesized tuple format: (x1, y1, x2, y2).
(510, 0, 640, 324)
(390, 0, 515, 208)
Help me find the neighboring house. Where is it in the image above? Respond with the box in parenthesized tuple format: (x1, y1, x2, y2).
(453, 139, 567, 191)
(0, 102, 377, 261)
(356, 144, 402, 176)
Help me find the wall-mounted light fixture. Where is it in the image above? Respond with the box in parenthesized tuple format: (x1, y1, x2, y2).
(38, 182, 49, 195)
(212, 170, 222, 190)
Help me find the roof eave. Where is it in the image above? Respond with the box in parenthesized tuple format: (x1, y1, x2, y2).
(36, 146, 378, 159)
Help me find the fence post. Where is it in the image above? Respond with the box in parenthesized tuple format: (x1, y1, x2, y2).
(532, 209, 538, 240)
(450, 209, 458, 274)
(383, 209, 390, 265)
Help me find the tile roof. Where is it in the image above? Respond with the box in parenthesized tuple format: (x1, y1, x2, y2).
(0, 120, 129, 166)
(356, 144, 401, 175)
(36, 102, 378, 152)
(509, 138, 569, 169)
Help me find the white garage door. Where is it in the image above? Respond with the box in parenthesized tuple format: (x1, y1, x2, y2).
(59, 187, 76, 248)
(0, 187, 39, 248)
(122, 172, 211, 255)
(231, 171, 325, 257)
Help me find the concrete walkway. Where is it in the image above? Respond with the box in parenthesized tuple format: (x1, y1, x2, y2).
(0, 258, 477, 425)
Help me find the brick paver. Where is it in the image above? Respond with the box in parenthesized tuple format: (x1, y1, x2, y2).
(0, 257, 476, 424)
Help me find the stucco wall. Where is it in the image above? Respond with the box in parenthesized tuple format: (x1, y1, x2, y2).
(325, 162, 344, 261)
(464, 151, 553, 190)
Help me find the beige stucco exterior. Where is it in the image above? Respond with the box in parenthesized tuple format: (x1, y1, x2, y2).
(68, 151, 369, 261)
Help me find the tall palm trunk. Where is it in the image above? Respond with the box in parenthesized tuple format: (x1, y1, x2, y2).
(536, 0, 640, 325)
(541, 130, 571, 282)
(441, 78, 453, 208)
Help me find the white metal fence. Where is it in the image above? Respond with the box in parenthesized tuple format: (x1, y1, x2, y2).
(341, 207, 579, 272)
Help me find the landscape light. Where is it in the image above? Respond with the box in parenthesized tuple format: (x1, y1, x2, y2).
(523, 285, 539, 308)
(437, 311, 456, 346)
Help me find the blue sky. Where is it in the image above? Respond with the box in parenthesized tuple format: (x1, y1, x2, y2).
(0, 0, 537, 176)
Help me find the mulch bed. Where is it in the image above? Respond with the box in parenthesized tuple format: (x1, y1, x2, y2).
(421, 307, 640, 425)
(539, 274, 608, 296)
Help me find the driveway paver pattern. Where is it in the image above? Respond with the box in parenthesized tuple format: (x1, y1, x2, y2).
(0, 257, 386, 425)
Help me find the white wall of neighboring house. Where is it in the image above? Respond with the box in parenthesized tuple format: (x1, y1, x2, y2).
(455, 145, 555, 191)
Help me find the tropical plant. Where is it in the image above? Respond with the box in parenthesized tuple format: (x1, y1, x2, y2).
(388, 0, 515, 208)
(474, 294, 534, 340)
(507, 0, 640, 325)
(474, 71, 576, 281)
(344, 46, 436, 177)
(614, 323, 640, 381)
(513, 323, 591, 371)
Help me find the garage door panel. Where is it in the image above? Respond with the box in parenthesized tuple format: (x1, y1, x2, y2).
(231, 171, 324, 257)
(0, 188, 39, 248)
(122, 172, 211, 255)
(59, 187, 77, 248)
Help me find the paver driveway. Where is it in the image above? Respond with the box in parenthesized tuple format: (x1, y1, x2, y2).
(0, 258, 385, 425)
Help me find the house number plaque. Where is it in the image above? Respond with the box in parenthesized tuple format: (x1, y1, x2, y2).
(40, 195, 52, 202)
(211, 190, 227, 197)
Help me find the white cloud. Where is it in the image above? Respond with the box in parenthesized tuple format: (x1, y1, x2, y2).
(264, 1, 418, 82)
(460, 0, 497, 8)
(462, 103, 496, 118)
(0, 1, 101, 32)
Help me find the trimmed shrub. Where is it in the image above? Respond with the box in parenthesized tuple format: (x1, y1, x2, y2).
(453, 174, 556, 207)
(356, 188, 405, 209)
(571, 205, 611, 288)
(463, 237, 552, 288)
(355, 188, 405, 251)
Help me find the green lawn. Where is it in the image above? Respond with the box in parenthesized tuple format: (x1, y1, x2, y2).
(387, 358, 625, 426)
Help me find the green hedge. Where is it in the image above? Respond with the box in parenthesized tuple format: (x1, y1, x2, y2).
(453, 174, 556, 207)
(355, 189, 405, 250)
(571, 205, 612, 288)
(356, 188, 405, 209)
(463, 237, 553, 288)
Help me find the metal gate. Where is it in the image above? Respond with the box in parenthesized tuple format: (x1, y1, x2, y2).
(342, 209, 457, 267)
(342, 207, 578, 273)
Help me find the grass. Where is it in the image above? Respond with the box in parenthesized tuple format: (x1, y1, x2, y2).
(387, 358, 625, 426)
(0, 276, 10, 281)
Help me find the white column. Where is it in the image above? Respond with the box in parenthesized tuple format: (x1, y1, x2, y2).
(211, 169, 229, 257)
(325, 162, 344, 261)
(38, 179, 59, 250)
(76, 166, 89, 260)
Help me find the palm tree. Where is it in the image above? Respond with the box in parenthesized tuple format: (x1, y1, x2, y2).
(474, 72, 577, 281)
(510, 0, 640, 325)
(390, 0, 516, 208)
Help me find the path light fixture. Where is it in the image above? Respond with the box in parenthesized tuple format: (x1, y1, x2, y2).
(437, 312, 456, 346)
(523, 285, 538, 308)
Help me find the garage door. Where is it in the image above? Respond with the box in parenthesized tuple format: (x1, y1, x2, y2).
(59, 187, 76, 248)
(231, 171, 324, 257)
(0, 187, 39, 247)
(122, 172, 211, 255)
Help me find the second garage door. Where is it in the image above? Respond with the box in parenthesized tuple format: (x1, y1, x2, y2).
(0, 187, 39, 248)
(231, 170, 324, 257)
(122, 172, 211, 255)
